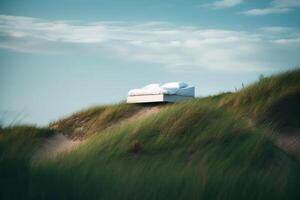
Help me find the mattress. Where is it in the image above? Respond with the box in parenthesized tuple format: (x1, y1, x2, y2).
(128, 84, 195, 97)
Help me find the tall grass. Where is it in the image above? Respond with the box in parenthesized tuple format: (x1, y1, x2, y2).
(198, 69, 300, 130)
(29, 102, 300, 200)
(0, 126, 54, 199)
(49, 102, 144, 138)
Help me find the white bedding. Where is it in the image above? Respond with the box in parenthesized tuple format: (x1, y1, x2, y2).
(175, 86, 195, 96)
(128, 82, 195, 97)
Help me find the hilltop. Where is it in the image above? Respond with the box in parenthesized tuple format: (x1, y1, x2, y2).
(0, 69, 300, 200)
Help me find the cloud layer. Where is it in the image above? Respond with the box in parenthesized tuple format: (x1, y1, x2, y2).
(241, 0, 300, 16)
(202, 0, 244, 9)
(0, 15, 299, 72)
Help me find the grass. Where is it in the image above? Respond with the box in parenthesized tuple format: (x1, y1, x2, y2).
(0, 69, 300, 200)
(0, 126, 54, 199)
(49, 102, 145, 138)
(31, 103, 300, 199)
(198, 68, 300, 130)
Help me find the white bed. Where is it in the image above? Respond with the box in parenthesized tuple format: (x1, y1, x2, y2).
(127, 82, 195, 103)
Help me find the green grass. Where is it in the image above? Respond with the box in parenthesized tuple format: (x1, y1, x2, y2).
(31, 103, 300, 199)
(198, 69, 300, 130)
(0, 126, 54, 199)
(49, 102, 144, 138)
(0, 69, 300, 200)
(49, 102, 166, 139)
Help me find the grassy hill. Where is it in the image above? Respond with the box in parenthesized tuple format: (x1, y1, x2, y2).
(0, 69, 300, 200)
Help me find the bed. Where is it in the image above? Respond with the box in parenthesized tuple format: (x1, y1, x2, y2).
(127, 82, 195, 103)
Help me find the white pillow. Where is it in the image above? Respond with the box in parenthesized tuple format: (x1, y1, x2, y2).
(161, 82, 188, 89)
(143, 83, 161, 90)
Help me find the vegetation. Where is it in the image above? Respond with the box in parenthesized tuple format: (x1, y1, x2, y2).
(0, 69, 299, 200)
(0, 126, 54, 199)
(198, 69, 300, 129)
(49, 102, 166, 139)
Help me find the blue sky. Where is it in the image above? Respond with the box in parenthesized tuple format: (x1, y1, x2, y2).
(0, 0, 300, 126)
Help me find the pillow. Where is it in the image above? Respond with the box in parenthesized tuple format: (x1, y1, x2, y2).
(143, 83, 161, 90)
(161, 82, 188, 89)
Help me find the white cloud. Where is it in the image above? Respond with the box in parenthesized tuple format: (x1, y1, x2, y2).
(272, 0, 300, 8)
(0, 15, 300, 72)
(241, 7, 290, 16)
(0, 15, 109, 43)
(203, 0, 244, 9)
(241, 0, 300, 16)
(260, 26, 291, 33)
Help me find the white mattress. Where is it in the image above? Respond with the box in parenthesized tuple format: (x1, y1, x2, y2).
(128, 83, 195, 97)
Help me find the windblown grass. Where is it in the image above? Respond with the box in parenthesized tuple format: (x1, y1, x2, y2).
(49, 102, 146, 138)
(30, 102, 300, 200)
(0, 126, 54, 199)
(199, 69, 300, 130)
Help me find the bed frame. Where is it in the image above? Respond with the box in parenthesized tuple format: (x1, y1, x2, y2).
(127, 94, 194, 103)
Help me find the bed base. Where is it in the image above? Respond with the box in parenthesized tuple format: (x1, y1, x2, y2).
(127, 94, 194, 103)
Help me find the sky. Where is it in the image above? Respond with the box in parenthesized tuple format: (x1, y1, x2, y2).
(0, 0, 300, 126)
